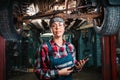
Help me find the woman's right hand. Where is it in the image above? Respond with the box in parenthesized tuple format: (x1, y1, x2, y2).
(58, 67, 73, 76)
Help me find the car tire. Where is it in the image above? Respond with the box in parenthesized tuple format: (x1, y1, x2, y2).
(93, 6, 120, 35)
(0, 4, 20, 41)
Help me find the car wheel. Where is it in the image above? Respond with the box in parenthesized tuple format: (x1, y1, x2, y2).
(0, 6, 20, 41)
(93, 6, 120, 35)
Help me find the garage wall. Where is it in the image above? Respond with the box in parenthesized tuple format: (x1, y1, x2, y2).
(77, 28, 102, 67)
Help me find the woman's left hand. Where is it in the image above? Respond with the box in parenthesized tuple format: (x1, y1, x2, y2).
(75, 58, 89, 70)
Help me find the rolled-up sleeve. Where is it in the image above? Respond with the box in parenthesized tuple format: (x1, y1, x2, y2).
(34, 44, 58, 80)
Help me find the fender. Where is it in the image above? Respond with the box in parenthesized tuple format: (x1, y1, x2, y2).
(108, 0, 120, 5)
(99, 0, 120, 6)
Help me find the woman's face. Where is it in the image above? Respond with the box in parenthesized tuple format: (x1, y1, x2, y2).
(50, 22, 65, 38)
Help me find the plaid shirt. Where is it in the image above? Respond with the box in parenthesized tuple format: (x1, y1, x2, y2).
(34, 39, 77, 80)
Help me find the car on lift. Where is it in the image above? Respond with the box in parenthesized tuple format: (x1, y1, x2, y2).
(0, 0, 120, 41)
(93, 0, 120, 35)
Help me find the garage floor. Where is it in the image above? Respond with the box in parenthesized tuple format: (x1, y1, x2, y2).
(72, 67, 102, 80)
(8, 67, 102, 80)
(8, 66, 120, 80)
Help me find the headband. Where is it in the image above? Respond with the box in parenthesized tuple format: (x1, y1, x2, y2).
(50, 17, 65, 26)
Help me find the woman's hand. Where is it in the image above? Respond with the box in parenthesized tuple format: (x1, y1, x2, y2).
(58, 67, 73, 76)
(75, 58, 89, 70)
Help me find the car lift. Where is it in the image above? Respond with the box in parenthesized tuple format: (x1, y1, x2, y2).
(101, 35, 117, 80)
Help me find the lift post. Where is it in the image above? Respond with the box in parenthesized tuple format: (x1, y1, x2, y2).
(102, 35, 117, 80)
(0, 36, 6, 80)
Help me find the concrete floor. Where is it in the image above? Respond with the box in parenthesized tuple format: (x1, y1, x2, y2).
(8, 65, 120, 80)
(8, 67, 102, 80)
(72, 67, 102, 80)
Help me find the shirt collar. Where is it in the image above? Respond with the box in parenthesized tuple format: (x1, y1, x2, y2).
(49, 38, 67, 46)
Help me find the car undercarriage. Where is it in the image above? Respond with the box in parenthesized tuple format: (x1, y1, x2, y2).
(0, 0, 120, 41)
